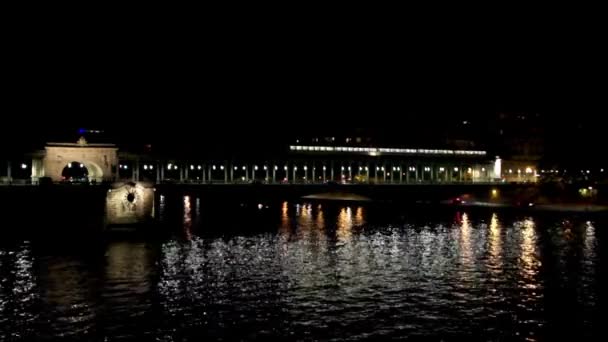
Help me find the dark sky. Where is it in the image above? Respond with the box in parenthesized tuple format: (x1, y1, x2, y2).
(1, 23, 605, 162)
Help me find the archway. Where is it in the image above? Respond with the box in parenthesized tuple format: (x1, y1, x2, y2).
(60, 161, 104, 183)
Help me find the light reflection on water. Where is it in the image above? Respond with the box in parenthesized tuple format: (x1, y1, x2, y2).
(0, 200, 604, 340)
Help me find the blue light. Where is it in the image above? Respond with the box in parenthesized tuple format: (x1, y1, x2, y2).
(78, 128, 86, 134)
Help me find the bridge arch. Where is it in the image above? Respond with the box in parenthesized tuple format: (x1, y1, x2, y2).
(43, 140, 118, 183)
(60, 160, 105, 182)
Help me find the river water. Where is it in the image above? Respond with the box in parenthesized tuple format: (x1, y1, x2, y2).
(0, 195, 605, 340)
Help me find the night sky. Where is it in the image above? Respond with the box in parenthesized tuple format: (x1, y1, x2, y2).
(1, 26, 605, 165)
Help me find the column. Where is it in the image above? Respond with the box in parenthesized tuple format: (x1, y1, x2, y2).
(156, 163, 160, 182)
(399, 165, 403, 183)
(415, 166, 419, 182)
(230, 164, 234, 183)
(292, 165, 297, 183)
(116, 162, 120, 181)
(406, 166, 410, 183)
(322, 165, 326, 183)
(273, 166, 277, 183)
(224, 164, 228, 183)
(252, 165, 256, 181)
(304, 165, 308, 182)
(7, 161, 11, 183)
(135, 159, 140, 182)
(265, 165, 269, 182)
(383, 164, 387, 183)
(375, 165, 379, 183)
(330, 161, 334, 181)
(184, 164, 189, 182)
(312, 165, 315, 183)
(285, 165, 289, 183)
(245, 166, 249, 182)
(180, 165, 184, 182)
(160, 163, 165, 182)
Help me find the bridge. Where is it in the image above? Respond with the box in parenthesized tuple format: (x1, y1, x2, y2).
(1, 138, 539, 186)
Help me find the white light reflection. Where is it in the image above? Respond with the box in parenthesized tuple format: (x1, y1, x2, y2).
(3, 242, 39, 333)
(459, 212, 472, 265)
(488, 213, 503, 277)
(583, 220, 597, 263)
(519, 218, 540, 284)
(337, 207, 353, 243)
(183, 196, 192, 240)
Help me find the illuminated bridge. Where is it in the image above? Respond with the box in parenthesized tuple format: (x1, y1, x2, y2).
(1, 139, 538, 185)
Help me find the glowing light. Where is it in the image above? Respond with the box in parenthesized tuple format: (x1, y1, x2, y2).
(150, 165, 154, 170)
(254, 166, 258, 171)
(454, 167, 459, 172)
(439, 167, 445, 172)
(323, 166, 327, 170)
(220, 165, 224, 170)
(190, 165, 194, 170)
(517, 169, 521, 174)
(525, 167, 533, 174)
(264, 166, 267, 170)
(21, 163, 27, 169)
(174, 165, 178, 170)
(467, 168, 472, 174)
(348, 166, 351, 171)
(341, 166, 345, 170)
(509, 169, 513, 174)
(284, 166, 288, 170)
(258, 204, 263, 210)
(494, 157, 502, 178)
(213, 165, 216, 170)
(168, 163, 172, 169)
(124, 165, 128, 170)
(481, 168, 486, 172)
(80, 163, 84, 168)
(491, 189, 498, 197)
(587, 170, 591, 174)
(294, 166, 298, 171)
(144, 165, 148, 170)
(234, 166, 238, 170)
(68, 163, 72, 168)
(197, 165, 202, 170)
(242, 166, 246, 171)
(304, 166, 307, 170)
(588, 186, 593, 190)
